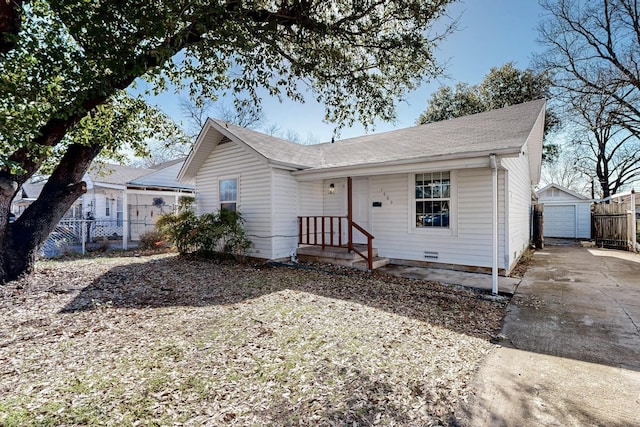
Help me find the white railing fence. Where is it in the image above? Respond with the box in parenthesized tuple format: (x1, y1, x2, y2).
(38, 218, 158, 258)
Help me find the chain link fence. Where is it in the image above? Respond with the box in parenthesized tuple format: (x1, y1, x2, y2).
(38, 218, 158, 258)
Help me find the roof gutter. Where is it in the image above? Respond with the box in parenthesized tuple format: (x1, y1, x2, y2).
(266, 159, 310, 171)
(292, 146, 520, 178)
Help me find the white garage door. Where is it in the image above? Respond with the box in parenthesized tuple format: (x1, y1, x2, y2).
(544, 205, 576, 238)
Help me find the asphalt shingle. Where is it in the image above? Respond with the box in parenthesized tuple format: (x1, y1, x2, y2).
(210, 99, 545, 171)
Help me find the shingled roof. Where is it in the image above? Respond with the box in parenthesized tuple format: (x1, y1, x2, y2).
(20, 182, 45, 199)
(180, 99, 546, 180)
(310, 99, 545, 169)
(87, 164, 153, 186)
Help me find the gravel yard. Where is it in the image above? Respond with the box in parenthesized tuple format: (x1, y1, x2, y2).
(0, 253, 509, 426)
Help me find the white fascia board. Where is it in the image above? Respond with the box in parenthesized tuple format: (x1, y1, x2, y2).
(178, 118, 219, 182)
(292, 151, 515, 181)
(209, 121, 273, 166)
(537, 183, 591, 200)
(83, 174, 95, 189)
(93, 183, 126, 190)
(125, 188, 195, 197)
(266, 159, 307, 171)
(525, 103, 546, 185)
(185, 119, 300, 174)
(541, 200, 593, 205)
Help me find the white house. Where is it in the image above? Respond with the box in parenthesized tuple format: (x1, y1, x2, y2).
(11, 181, 46, 217)
(179, 100, 546, 293)
(536, 183, 592, 239)
(12, 160, 195, 243)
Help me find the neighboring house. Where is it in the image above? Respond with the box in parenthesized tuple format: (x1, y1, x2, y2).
(12, 160, 194, 243)
(11, 181, 46, 217)
(536, 183, 592, 239)
(122, 159, 195, 243)
(179, 99, 547, 291)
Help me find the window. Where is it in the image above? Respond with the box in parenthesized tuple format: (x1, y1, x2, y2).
(415, 171, 450, 228)
(219, 178, 238, 211)
(105, 198, 111, 216)
(116, 197, 123, 226)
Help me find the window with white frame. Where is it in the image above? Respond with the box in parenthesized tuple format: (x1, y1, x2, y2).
(116, 197, 123, 226)
(219, 178, 238, 211)
(415, 171, 450, 228)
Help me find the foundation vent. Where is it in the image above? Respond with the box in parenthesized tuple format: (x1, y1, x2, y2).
(424, 251, 439, 260)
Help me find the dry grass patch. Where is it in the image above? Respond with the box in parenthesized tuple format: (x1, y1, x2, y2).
(0, 254, 508, 426)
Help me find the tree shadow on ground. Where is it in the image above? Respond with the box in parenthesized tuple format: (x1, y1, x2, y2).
(59, 254, 507, 341)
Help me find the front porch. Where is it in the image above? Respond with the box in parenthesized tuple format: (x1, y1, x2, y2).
(296, 177, 387, 271)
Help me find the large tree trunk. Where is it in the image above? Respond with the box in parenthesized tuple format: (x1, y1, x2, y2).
(0, 0, 22, 54)
(0, 143, 102, 283)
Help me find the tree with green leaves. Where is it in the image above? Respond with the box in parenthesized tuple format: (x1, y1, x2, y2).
(0, 0, 455, 282)
(416, 63, 559, 161)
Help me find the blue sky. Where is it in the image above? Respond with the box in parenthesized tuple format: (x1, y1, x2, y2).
(144, 0, 545, 142)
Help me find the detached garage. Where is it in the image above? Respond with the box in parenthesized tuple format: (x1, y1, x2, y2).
(536, 183, 592, 239)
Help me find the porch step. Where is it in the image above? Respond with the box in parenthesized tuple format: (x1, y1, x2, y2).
(352, 257, 390, 271)
(296, 244, 385, 270)
(296, 244, 378, 260)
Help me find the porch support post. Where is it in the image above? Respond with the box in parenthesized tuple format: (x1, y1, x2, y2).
(347, 177, 353, 252)
(490, 154, 499, 295)
(123, 190, 129, 250)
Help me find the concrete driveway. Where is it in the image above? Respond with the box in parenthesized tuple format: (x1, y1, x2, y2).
(457, 240, 640, 426)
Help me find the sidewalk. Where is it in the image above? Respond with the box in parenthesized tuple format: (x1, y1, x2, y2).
(379, 265, 521, 295)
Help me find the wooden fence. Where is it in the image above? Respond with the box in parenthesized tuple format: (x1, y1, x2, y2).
(532, 204, 544, 249)
(592, 202, 634, 250)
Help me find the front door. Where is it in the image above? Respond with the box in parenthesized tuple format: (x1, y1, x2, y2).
(351, 177, 370, 244)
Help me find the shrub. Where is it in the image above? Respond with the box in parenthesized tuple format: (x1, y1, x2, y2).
(138, 230, 167, 250)
(155, 199, 252, 258)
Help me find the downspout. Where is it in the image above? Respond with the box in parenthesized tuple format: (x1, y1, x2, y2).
(490, 154, 498, 295)
(122, 190, 128, 250)
(631, 189, 637, 252)
(347, 177, 353, 253)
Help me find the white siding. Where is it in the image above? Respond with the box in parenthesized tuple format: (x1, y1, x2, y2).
(298, 181, 323, 216)
(502, 153, 533, 271)
(195, 141, 273, 258)
(127, 193, 175, 240)
(297, 181, 325, 246)
(576, 203, 592, 238)
(323, 178, 347, 216)
(88, 189, 122, 221)
(538, 187, 586, 202)
(498, 169, 507, 269)
(369, 169, 497, 269)
(456, 169, 496, 267)
(272, 169, 299, 259)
